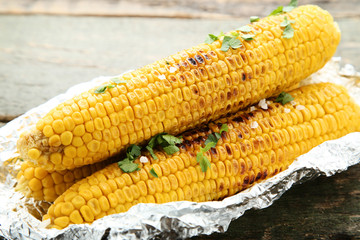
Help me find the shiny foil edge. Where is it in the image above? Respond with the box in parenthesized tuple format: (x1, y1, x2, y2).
(0, 58, 359, 240)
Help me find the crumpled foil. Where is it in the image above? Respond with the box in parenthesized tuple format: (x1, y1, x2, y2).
(0, 58, 359, 240)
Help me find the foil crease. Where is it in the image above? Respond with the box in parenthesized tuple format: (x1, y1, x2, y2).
(0, 58, 359, 240)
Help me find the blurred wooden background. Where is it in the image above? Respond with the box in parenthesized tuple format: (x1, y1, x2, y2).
(0, 0, 359, 239)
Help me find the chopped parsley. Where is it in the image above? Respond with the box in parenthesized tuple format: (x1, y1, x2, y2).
(221, 36, 242, 52)
(94, 85, 108, 94)
(268, 6, 284, 16)
(275, 92, 294, 105)
(237, 25, 252, 33)
(165, 60, 170, 65)
(250, 16, 260, 23)
(150, 168, 159, 178)
(241, 34, 255, 41)
(268, 0, 298, 16)
(204, 34, 219, 44)
(284, 0, 298, 12)
(117, 144, 142, 173)
(95, 77, 127, 94)
(145, 133, 182, 159)
(281, 16, 295, 39)
(197, 124, 228, 172)
(118, 159, 140, 173)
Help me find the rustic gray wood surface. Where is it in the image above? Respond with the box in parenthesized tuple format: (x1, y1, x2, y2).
(0, 0, 359, 239)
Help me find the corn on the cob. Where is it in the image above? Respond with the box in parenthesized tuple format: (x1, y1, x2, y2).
(43, 83, 360, 229)
(17, 5, 341, 171)
(15, 159, 113, 202)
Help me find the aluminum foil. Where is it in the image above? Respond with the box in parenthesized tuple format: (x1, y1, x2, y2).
(0, 58, 359, 240)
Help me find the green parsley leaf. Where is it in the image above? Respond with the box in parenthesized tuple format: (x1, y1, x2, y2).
(145, 133, 182, 158)
(204, 34, 219, 44)
(94, 85, 108, 94)
(150, 168, 159, 178)
(107, 84, 115, 89)
(229, 37, 242, 49)
(162, 134, 182, 145)
(219, 124, 229, 134)
(146, 146, 157, 160)
(283, 5, 294, 12)
(201, 141, 216, 153)
(165, 60, 170, 65)
(280, 16, 295, 27)
(268, 6, 284, 16)
(237, 25, 252, 33)
(275, 92, 294, 105)
(221, 36, 232, 52)
(196, 152, 211, 172)
(118, 159, 140, 173)
(230, 31, 240, 37)
(241, 34, 255, 41)
(204, 133, 218, 146)
(163, 145, 180, 155)
(288, 0, 298, 7)
(214, 132, 221, 140)
(250, 16, 260, 23)
(282, 24, 294, 39)
(126, 144, 141, 160)
(111, 78, 127, 84)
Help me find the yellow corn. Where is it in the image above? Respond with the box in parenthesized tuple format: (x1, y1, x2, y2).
(18, 5, 341, 171)
(43, 83, 360, 229)
(15, 159, 113, 202)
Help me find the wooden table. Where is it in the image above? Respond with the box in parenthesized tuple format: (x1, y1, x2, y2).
(0, 0, 359, 239)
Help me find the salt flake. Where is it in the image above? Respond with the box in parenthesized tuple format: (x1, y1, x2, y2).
(296, 105, 305, 111)
(140, 156, 149, 163)
(290, 101, 297, 106)
(158, 75, 166, 80)
(258, 99, 268, 110)
(250, 121, 259, 129)
(169, 67, 177, 73)
(250, 106, 256, 112)
(284, 108, 291, 113)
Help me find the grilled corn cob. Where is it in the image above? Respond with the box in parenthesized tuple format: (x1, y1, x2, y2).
(43, 83, 360, 229)
(18, 5, 341, 171)
(16, 159, 113, 202)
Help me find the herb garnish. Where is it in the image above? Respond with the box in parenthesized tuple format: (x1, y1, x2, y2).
(197, 124, 228, 172)
(250, 16, 260, 23)
(241, 34, 255, 41)
(237, 25, 252, 33)
(150, 168, 159, 178)
(268, 0, 298, 16)
(275, 92, 294, 105)
(145, 133, 182, 160)
(117, 144, 142, 173)
(94, 77, 127, 94)
(204, 34, 219, 44)
(221, 36, 242, 52)
(281, 16, 295, 39)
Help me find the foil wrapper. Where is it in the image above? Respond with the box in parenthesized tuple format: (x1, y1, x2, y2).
(0, 58, 359, 240)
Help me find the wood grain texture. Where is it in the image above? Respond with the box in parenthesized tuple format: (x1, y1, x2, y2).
(1, 0, 360, 18)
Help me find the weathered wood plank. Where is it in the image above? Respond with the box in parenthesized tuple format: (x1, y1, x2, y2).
(0, 16, 359, 119)
(0, 0, 360, 19)
(192, 164, 360, 239)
